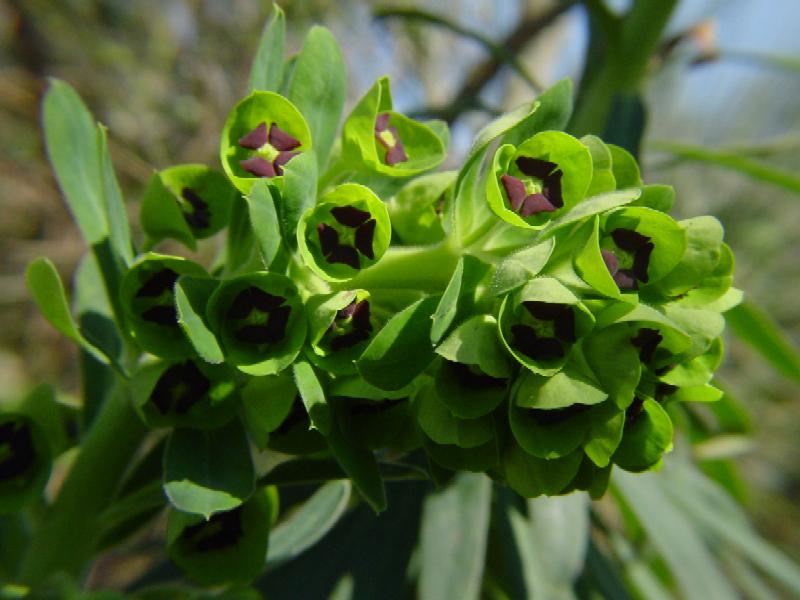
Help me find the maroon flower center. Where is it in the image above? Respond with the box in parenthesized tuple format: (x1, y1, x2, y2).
(500, 156, 564, 218)
(374, 112, 408, 166)
(602, 228, 654, 291)
(238, 121, 301, 178)
(327, 298, 373, 351)
(511, 301, 576, 361)
(316, 205, 377, 270)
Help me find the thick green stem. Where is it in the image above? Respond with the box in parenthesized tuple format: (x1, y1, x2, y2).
(19, 382, 146, 583)
(570, 0, 677, 136)
(337, 241, 461, 294)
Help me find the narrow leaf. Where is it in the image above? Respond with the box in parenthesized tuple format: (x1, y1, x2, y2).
(245, 180, 282, 268)
(287, 26, 346, 170)
(267, 480, 351, 565)
(293, 360, 332, 435)
(175, 276, 224, 364)
(726, 302, 800, 384)
(249, 3, 285, 92)
(418, 473, 492, 600)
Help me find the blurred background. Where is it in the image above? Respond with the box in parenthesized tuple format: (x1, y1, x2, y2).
(1, 0, 798, 582)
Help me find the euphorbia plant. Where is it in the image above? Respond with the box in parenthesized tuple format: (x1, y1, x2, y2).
(9, 4, 742, 595)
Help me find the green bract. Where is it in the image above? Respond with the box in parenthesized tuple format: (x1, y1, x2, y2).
(297, 182, 391, 281)
(206, 272, 306, 375)
(140, 164, 238, 249)
(220, 91, 312, 194)
(120, 253, 208, 357)
(487, 131, 592, 229)
(342, 76, 446, 176)
(131, 359, 239, 430)
(0, 413, 51, 514)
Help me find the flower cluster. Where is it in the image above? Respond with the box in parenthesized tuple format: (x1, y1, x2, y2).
(21, 16, 739, 588)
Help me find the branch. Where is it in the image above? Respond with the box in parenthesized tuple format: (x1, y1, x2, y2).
(377, 1, 578, 124)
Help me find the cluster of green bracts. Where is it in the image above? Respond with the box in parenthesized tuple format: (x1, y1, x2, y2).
(14, 16, 739, 589)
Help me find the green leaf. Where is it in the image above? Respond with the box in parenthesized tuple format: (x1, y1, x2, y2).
(245, 180, 281, 268)
(632, 184, 674, 212)
(582, 134, 617, 196)
(663, 462, 800, 596)
(226, 195, 258, 275)
(42, 79, 106, 245)
(240, 374, 296, 449)
(490, 238, 555, 296)
(607, 143, 642, 188)
(280, 151, 318, 250)
(540, 189, 641, 239)
(98, 125, 133, 265)
(325, 404, 386, 513)
(651, 139, 800, 193)
(267, 480, 351, 565)
(293, 360, 332, 435)
(175, 277, 224, 364)
(509, 493, 589, 600)
(614, 469, 739, 600)
(288, 26, 346, 170)
(435, 314, 511, 379)
(575, 216, 622, 299)
(515, 368, 607, 410)
(502, 79, 573, 147)
(431, 255, 489, 344)
(357, 296, 439, 391)
(163, 419, 255, 518)
(249, 3, 285, 92)
(418, 473, 492, 600)
(726, 301, 800, 385)
(655, 216, 724, 296)
(25, 257, 112, 366)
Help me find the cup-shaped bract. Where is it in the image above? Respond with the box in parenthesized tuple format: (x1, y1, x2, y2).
(140, 165, 239, 250)
(166, 489, 275, 586)
(297, 183, 391, 282)
(388, 171, 456, 245)
(0, 413, 51, 513)
(508, 369, 623, 463)
(206, 272, 306, 376)
(120, 254, 208, 358)
(434, 315, 512, 419)
(612, 397, 674, 472)
(487, 131, 592, 229)
(132, 359, 238, 430)
(306, 290, 376, 375)
(220, 91, 312, 194)
(415, 379, 498, 450)
(498, 277, 595, 375)
(342, 76, 446, 177)
(501, 442, 584, 498)
(578, 207, 687, 296)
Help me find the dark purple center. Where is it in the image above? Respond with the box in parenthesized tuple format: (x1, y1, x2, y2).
(500, 156, 564, 218)
(238, 121, 301, 178)
(375, 112, 408, 166)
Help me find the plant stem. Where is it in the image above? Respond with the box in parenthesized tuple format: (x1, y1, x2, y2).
(18, 381, 146, 583)
(337, 241, 461, 294)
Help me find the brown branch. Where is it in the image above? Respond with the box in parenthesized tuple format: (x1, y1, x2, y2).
(382, 1, 578, 123)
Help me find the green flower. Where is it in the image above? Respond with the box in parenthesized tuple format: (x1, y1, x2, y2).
(140, 164, 238, 250)
(132, 358, 238, 430)
(207, 272, 306, 376)
(0, 413, 51, 513)
(342, 77, 446, 176)
(297, 183, 391, 281)
(498, 277, 594, 375)
(220, 91, 312, 194)
(487, 131, 592, 229)
(120, 254, 208, 358)
(306, 290, 375, 375)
